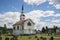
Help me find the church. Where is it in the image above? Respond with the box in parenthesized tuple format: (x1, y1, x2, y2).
(13, 5, 36, 36)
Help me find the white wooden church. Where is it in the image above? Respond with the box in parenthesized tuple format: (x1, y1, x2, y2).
(13, 5, 36, 36)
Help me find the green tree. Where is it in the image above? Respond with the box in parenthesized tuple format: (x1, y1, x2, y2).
(46, 26, 48, 33)
(41, 27, 46, 33)
(54, 26, 58, 33)
(2, 24, 7, 34)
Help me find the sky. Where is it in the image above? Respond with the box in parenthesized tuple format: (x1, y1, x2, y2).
(0, 0, 60, 30)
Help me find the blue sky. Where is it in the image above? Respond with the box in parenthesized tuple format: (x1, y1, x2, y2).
(0, 0, 60, 13)
(0, 0, 23, 13)
(0, 0, 60, 29)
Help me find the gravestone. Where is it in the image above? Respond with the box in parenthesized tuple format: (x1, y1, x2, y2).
(50, 36, 54, 40)
(5, 37, 9, 40)
(28, 36, 31, 39)
(0, 36, 2, 40)
(40, 37, 47, 40)
(35, 36, 38, 38)
(11, 37, 18, 40)
(11, 36, 18, 40)
(40, 37, 43, 40)
(43, 37, 46, 40)
(37, 38, 39, 40)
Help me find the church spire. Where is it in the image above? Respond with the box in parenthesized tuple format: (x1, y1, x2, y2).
(21, 5, 24, 13)
(20, 5, 25, 20)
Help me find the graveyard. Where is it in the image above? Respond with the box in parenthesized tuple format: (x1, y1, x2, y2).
(0, 0, 60, 40)
(0, 33, 60, 40)
(0, 25, 60, 40)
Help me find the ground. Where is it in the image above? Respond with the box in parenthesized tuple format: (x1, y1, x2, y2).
(1, 33, 60, 40)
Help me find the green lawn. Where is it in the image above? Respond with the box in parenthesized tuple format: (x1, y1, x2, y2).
(1, 34, 60, 40)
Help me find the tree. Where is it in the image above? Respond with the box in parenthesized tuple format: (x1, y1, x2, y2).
(46, 26, 48, 33)
(41, 27, 46, 33)
(53, 26, 58, 33)
(2, 24, 7, 34)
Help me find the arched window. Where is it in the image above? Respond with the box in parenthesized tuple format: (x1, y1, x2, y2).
(27, 22, 31, 26)
(17, 26, 19, 30)
(13, 26, 15, 30)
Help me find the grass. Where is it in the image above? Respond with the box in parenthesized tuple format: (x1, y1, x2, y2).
(1, 34, 60, 40)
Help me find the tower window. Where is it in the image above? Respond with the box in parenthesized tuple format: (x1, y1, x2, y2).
(17, 26, 19, 30)
(27, 22, 31, 26)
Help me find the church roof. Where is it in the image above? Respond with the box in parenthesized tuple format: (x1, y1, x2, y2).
(13, 19, 35, 26)
(13, 20, 26, 25)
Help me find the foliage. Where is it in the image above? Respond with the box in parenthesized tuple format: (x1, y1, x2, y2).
(2, 24, 7, 34)
(53, 26, 58, 33)
(45, 26, 48, 33)
(41, 27, 46, 33)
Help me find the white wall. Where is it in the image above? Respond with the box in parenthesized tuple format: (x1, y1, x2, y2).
(13, 25, 23, 35)
(13, 19, 36, 35)
(24, 19, 34, 29)
(24, 19, 36, 34)
(56, 29, 60, 33)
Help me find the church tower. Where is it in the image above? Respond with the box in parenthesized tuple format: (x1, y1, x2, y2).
(13, 3, 36, 36)
(20, 5, 25, 20)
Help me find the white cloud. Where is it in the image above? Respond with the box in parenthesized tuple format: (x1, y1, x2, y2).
(48, 0, 60, 9)
(25, 10, 60, 29)
(51, 19, 60, 23)
(26, 10, 55, 19)
(24, 0, 47, 5)
(54, 14, 60, 17)
(0, 10, 60, 29)
(55, 4, 60, 9)
(0, 12, 20, 28)
(24, 0, 60, 9)
(42, 11, 54, 17)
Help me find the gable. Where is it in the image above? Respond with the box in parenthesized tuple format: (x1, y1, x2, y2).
(24, 19, 35, 25)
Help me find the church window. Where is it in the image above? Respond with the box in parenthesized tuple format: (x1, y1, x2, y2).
(27, 22, 31, 26)
(22, 25, 24, 30)
(17, 26, 19, 30)
(13, 26, 15, 30)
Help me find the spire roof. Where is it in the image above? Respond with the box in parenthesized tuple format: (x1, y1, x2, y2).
(21, 5, 24, 13)
(21, 5, 25, 16)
